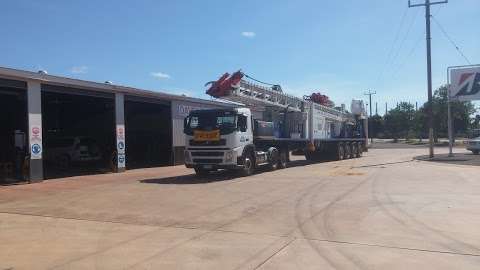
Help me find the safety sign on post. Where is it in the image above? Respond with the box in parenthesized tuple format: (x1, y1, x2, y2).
(29, 114, 42, 159)
(116, 124, 126, 168)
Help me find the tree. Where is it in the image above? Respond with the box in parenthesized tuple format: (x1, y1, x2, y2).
(412, 109, 427, 141)
(369, 114, 384, 138)
(384, 102, 415, 141)
(421, 85, 477, 141)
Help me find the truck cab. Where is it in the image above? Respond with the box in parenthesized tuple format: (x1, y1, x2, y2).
(183, 108, 254, 175)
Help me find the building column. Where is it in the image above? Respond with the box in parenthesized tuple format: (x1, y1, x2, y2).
(115, 93, 126, 172)
(27, 80, 43, 181)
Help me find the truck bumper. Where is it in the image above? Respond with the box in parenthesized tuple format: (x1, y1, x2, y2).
(184, 147, 243, 170)
(185, 163, 243, 170)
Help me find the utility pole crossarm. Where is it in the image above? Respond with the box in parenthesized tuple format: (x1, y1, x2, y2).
(408, 0, 447, 7)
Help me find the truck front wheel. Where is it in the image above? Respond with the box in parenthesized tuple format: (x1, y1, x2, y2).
(239, 152, 255, 176)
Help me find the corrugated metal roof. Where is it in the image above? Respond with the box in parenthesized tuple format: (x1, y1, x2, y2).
(0, 66, 243, 107)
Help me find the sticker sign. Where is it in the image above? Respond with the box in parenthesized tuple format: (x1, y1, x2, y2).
(449, 66, 480, 101)
(29, 114, 43, 159)
(116, 124, 126, 168)
(118, 153, 126, 166)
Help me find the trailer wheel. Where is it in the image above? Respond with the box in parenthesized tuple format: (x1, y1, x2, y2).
(353, 143, 360, 158)
(268, 147, 279, 171)
(352, 143, 358, 158)
(240, 152, 255, 176)
(305, 151, 320, 162)
(346, 143, 353, 159)
(357, 143, 364, 157)
(305, 151, 314, 161)
(336, 143, 345, 160)
(278, 150, 288, 169)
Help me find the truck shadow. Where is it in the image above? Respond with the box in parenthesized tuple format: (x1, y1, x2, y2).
(139, 158, 335, 185)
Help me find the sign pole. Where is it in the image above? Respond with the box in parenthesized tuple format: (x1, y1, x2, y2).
(447, 92, 454, 157)
(447, 66, 453, 157)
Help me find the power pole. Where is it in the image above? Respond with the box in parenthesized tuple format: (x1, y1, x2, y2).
(364, 90, 376, 143)
(409, 0, 448, 158)
(375, 102, 378, 115)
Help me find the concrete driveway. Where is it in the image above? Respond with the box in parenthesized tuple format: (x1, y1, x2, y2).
(1, 147, 479, 269)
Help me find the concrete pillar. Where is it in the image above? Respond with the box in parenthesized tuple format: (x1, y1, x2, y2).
(115, 93, 126, 172)
(27, 81, 43, 181)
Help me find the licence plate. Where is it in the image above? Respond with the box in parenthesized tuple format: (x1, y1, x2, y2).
(194, 130, 220, 141)
(203, 165, 213, 169)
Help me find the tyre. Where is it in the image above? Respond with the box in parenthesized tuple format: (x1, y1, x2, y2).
(305, 151, 315, 161)
(305, 151, 320, 162)
(336, 143, 345, 160)
(268, 147, 279, 171)
(473, 150, 479, 155)
(345, 143, 352, 159)
(352, 143, 359, 158)
(194, 167, 211, 176)
(240, 152, 255, 176)
(278, 150, 288, 169)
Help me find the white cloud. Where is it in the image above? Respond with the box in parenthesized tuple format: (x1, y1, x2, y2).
(70, 65, 88, 74)
(241, 31, 256, 38)
(150, 71, 171, 80)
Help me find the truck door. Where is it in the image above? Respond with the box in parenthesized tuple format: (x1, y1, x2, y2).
(237, 114, 252, 145)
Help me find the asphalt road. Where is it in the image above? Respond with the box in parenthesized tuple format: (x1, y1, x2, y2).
(0, 146, 479, 269)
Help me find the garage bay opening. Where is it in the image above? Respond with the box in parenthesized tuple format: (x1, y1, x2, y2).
(42, 86, 116, 179)
(125, 98, 172, 169)
(0, 79, 28, 184)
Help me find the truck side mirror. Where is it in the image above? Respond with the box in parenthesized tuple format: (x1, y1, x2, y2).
(183, 117, 188, 129)
(238, 115, 247, 132)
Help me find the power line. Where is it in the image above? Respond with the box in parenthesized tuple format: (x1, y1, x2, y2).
(431, 14, 472, 65)
(375, 6, 409, 88)
(390, 32, 424, 81)
(243, 73, 277, 86)
(387, 6, 443, 82)
(388, 8, 421, 77)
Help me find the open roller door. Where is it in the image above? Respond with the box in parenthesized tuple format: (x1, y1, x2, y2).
(0, 79, 28, 184)
(125, 97, 172, 169)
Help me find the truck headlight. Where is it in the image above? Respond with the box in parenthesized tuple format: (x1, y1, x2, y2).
(225, 150, 234, 163)
(184, 150, 191, 163)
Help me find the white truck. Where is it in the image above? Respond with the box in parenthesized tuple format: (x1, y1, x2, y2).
(183, 71, 367, 176)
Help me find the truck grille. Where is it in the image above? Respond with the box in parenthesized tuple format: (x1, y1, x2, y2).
(191, 152, 224, 157)
(192, 159, 222, 164)
(189, 139, 226, 146)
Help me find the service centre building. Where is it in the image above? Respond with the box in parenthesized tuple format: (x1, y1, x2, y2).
(0, 66, 235, 183)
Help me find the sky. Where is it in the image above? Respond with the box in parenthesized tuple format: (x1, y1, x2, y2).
(1, 0, 479, 114)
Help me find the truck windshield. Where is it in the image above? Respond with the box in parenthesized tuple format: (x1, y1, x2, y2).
(185, 113, 238, 135)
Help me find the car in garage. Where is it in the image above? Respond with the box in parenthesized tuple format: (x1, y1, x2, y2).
(466, 136, 480, 155)
(45, 136, 102, 168)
